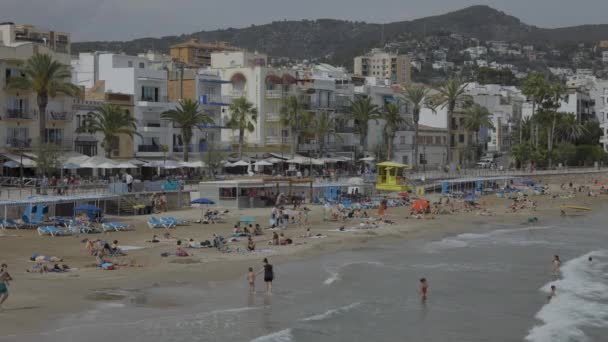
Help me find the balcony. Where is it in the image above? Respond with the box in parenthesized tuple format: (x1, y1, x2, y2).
(45, 138, 73, 150)
(5, 109, 36, 120)
(137, 96, 169, 107)
(266, 136, 289, 145)
(5, 138, 31, 149)
(46, 111, 73, 121)
(265, 90, 284, 99)
(138, 145, 162, 153)
(200, 95, 232, 106)
(266, 112, 280, 122)
(228, 91, 245, 100)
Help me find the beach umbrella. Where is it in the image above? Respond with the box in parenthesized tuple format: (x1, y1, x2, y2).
(3, 160, 20, 168)
(359, 157, 375, 162)
(62, 162, 81, 169)
(239, 216, 256, 223)
(191, 198, 215, 205)
(253, 160, 273, 166)
(231, 160, 250, 167)
(410, 199, 429, 214)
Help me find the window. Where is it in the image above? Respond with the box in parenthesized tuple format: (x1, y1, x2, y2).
(435, 136, 441, 144)
(399, 136, 406, 145)
(426, 136, 433, 144)
(128, 61, 133, 67)
(139, 62, 145, 68)
(459, 134, 465, 143)
(450, 134, 455, 146)
(6, 127, 29, 146)
(141, 86, 159, 102)
(402, 156, 409, 164)
(451, 117, 457, 129)
(45, 128, 63, 144)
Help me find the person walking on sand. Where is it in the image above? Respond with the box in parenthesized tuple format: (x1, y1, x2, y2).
(258, 258, 274, 294)
(552, 255, 561, 275)
(247, 267, 256, 293)
(419, 278, 428, 301)
(0, 263, 13, 311)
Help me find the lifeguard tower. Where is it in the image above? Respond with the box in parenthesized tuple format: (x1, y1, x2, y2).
(375, 161, 412, 191)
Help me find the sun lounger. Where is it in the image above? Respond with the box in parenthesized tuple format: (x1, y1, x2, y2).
(101, 222, 132, 232)
(147, 217, 175, 229)
(0, 218, 18, 229)
(161, 217, 189, 226)
(37, 226, 71, 237)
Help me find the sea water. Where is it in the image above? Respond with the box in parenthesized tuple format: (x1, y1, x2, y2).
(3, 208, 608, 342)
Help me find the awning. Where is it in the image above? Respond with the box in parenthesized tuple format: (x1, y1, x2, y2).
(0, 153, 36, 168)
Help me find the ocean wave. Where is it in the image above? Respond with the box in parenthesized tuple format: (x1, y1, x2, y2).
(525, 250, 608, 342)
(301, 302, 361, 322)
(427, 225, 556, 251)
(250, 328, 293, 342)
(323, 261, 386, 285)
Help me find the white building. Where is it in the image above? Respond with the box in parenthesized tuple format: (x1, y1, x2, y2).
(462, 46, 487, 59)
(72, 52, 176, 159)
(602, 51, 608, 64)
(211, 51, 298, 149)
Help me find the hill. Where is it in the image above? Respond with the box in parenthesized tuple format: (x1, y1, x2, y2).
(72, 5, 608, 67)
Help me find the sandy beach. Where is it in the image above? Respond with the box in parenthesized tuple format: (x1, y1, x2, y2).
(1, 172, 607, 337)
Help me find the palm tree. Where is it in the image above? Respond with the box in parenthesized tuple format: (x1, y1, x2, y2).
(161, 99, 214, 162)
(402, 85, 433, 169)
(7, 53, 80, 141)
(463, 104, 495, 151)
(556, 113, 586, 143)
(349, 96, 380, 157)
(280, 95, 306, 157)
(521, 73, 549, 147)
(433, 77, 468, 165)
(226, 97, 258, 159)
(81, 104, 139, 158)
(382, 103, 406, 161)
(308, 111, 339, 158)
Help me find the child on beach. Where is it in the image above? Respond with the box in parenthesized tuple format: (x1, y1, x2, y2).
(419, 278, 428, 301)
(247, 267, 256, 293)
(0, 263, 13, 310)
(548, 285, 556, 301)
(552, 255, 561, 275)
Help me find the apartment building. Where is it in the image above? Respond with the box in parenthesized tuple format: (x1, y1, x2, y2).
(72, 52, 178, 160)
(170, 38, 238, 68)
(393, 125, 448, 168)
(211, 51, 298, 151)
(0, 22, 74, 155)
(73, 92, 134, 158)
(354, 48, 411, 85)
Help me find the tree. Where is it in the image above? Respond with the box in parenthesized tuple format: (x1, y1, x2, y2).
(535, 82, 567, 167)
(280, 95, 306, 157)
(511, 142, 532, 169)
(433, 77, 468, 165)
(521, 73, 549, 147)
(463, 103, 495, 149)
(7, 53, 80, 141)
(81, 104, 139, 158)
(402, 85, 433, 169)
(202, 139, 227, 180)
(382, 103, 406, 160)
(34, 141, 62, 177)
(464, 103, 496, 159)
(161, 99, 214, 162)
(555, 113, 586, 143)
(226, 97, 258, 159)
(308, 111, 339, 158)
(349, 96, 380, 157)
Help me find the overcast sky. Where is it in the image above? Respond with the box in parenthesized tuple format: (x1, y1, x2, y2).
(2, 0, 607, 41)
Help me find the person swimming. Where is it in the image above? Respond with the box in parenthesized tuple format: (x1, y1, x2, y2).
(419, 278, 428, 301)
(548, 285, 556, 300)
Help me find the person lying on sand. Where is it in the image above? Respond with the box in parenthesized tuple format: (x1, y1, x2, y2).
(30, 254, 63, 262)
(279, 233, 293, 245)
(175, 240, 190, 257)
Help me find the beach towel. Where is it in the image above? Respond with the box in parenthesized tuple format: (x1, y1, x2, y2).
(101, 263, 114, 270)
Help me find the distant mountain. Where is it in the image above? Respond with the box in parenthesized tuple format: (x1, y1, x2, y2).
(72, 5, 608, 67)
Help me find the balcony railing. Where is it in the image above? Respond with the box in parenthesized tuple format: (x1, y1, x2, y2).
(266, 112, 280, 121)
(46, 111, 73, 121)
(138, 145, 162, 152)
(138, 96, 169, 103)
(5, 109, 36, 120)
(265, 90, 284, 99)
(5, 138, 31, 149)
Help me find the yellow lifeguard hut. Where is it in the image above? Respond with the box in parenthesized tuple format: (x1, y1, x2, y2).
(375, 161, 412, 191)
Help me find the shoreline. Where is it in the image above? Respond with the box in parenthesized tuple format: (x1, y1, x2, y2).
(1, 173, 607, 337)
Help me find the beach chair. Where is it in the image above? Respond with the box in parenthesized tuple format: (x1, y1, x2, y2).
(101, 222, 132, 232)
(37, 226, 71, 237)
(5, 218, 22, 229)
(147, 217, 174, 229)
(161, 217, 189, 226)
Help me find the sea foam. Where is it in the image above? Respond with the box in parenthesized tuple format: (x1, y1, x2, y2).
(525, 250, 608, 342)
(250, 328, 293, 342)
(301, 302, 361, 322)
